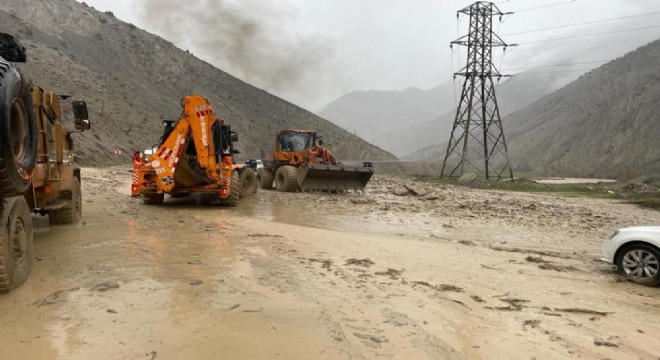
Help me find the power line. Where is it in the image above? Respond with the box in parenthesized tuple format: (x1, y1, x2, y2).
(512, 68, 596, 76)
(504, 59, 608, 71)
(510, 59, 660, 76)
(512, 0, 576, 14)
(503, 11, 660, 36)
(503, 54, 660, 72)
(519, 24, 660, 45)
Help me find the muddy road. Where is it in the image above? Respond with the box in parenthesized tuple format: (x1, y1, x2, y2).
(0, 167, 659, 359)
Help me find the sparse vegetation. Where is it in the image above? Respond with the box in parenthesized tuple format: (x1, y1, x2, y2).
(425, 177, 660, 211)
(427, 177, 614, 197)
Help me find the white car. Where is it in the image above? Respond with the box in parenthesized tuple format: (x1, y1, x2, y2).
(602, 226, 660, 286)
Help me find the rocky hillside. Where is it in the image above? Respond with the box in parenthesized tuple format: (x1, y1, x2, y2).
(0, 0, 395, 166)
(408, 38, 660, 178)
(378, 72, 568, 157)
(505, 39, 660, 178)
(323, 39, 653, 159)
(321, 64, 576, 157)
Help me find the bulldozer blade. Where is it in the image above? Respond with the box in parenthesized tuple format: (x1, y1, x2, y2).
(297, 164, 374, 193)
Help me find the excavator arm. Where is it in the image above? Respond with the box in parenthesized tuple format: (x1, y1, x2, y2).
(144, 96, 225, 193)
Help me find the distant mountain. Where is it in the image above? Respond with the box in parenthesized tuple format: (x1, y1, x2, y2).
(318, 83, 455, 147)
(0, 0, 395, 166)
(410, 38, 660, 178)
(385, 70, 569, 158)
(320, 52, 595, 158)
(322, 37, 658, 159)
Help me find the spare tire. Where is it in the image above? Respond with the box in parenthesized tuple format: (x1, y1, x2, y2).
(0, 60, 37, 196)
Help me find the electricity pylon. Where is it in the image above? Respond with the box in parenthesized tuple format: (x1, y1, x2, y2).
(441, 1, 515, 180)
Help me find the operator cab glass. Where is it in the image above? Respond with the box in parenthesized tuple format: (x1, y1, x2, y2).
(279, 131, 315, 152)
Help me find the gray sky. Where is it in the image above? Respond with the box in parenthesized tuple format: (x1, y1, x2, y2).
(78, 0, 660, 110)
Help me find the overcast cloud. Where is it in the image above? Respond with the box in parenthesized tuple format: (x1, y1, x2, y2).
(79, 0, 660, 110)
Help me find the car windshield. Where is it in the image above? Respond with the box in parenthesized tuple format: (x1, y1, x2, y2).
(280, 132, 314, 151)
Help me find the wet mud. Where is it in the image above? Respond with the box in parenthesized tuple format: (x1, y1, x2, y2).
(0, 167, 659, 359)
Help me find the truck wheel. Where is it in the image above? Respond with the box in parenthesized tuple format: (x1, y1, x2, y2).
(257, 168, 273, 190)
(142, 193, 164, 205)
(0, 62, 37, 196)
(221, 171, 240, 207)
(49, 177, 82, 225)
(275, 165, 298, 192)
(239, 169, 257, 198)
(0, 196, 33, 292)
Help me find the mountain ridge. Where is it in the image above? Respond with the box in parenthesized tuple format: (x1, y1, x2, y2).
(0, 0, 395, 166)
(405, 38, 660, 177)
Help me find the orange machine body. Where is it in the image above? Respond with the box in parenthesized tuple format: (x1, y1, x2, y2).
(270, 129, 337, 166)
(133, 96, 235, 199)
(258, 129, 374, 193)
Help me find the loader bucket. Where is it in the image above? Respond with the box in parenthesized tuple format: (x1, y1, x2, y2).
(297, 164, 374, 193)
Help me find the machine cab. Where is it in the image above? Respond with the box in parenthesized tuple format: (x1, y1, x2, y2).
(277, 130, 318, 152)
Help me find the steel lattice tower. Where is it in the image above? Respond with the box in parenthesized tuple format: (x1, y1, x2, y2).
(441, 1, 514, 180)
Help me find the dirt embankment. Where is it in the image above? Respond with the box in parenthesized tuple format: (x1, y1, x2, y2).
(0, 167, 658, 360)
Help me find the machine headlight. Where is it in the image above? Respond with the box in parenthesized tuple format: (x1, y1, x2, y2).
(608, 230, 620, 240)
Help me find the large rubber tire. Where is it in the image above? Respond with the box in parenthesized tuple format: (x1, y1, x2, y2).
(142, 193, 164, 205)
(275, 165, 298, 192)
(615, 243, 660, 287)
(49, 177, 82, 225)
(257, 168, 273, 190)
(0, 196, 33, 292)
(0, 60, 37, 196)
(221, 171, 240, 207)
(239, 169, 258, 198)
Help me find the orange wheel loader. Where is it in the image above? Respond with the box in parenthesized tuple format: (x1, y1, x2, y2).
(256, 129, 373, 193)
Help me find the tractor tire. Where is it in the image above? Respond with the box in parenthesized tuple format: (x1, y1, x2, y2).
(0, 61, 37, 196)
(142, 193, 164, 205)
(239, 169, 257, 198)
(0, 196, 33, 292)
(257, 168, 273, 190)
(49, 177, 82, 225)
(221, 171, 240, 207)
(275, 165, 298, 192)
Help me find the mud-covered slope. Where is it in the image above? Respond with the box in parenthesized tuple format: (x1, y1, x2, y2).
(505, 38, 660, 178)
(0, 0, 395, 166)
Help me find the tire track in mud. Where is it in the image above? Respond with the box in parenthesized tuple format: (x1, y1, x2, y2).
(241, 227, 660, 360)
(52, 167, 660, 359)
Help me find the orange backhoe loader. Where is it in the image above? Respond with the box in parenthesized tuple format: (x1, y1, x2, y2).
(131, 96, 255, 206)
(256, 129, 373, 193)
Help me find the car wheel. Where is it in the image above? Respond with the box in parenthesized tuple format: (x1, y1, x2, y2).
(616, 244, 660, 286)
